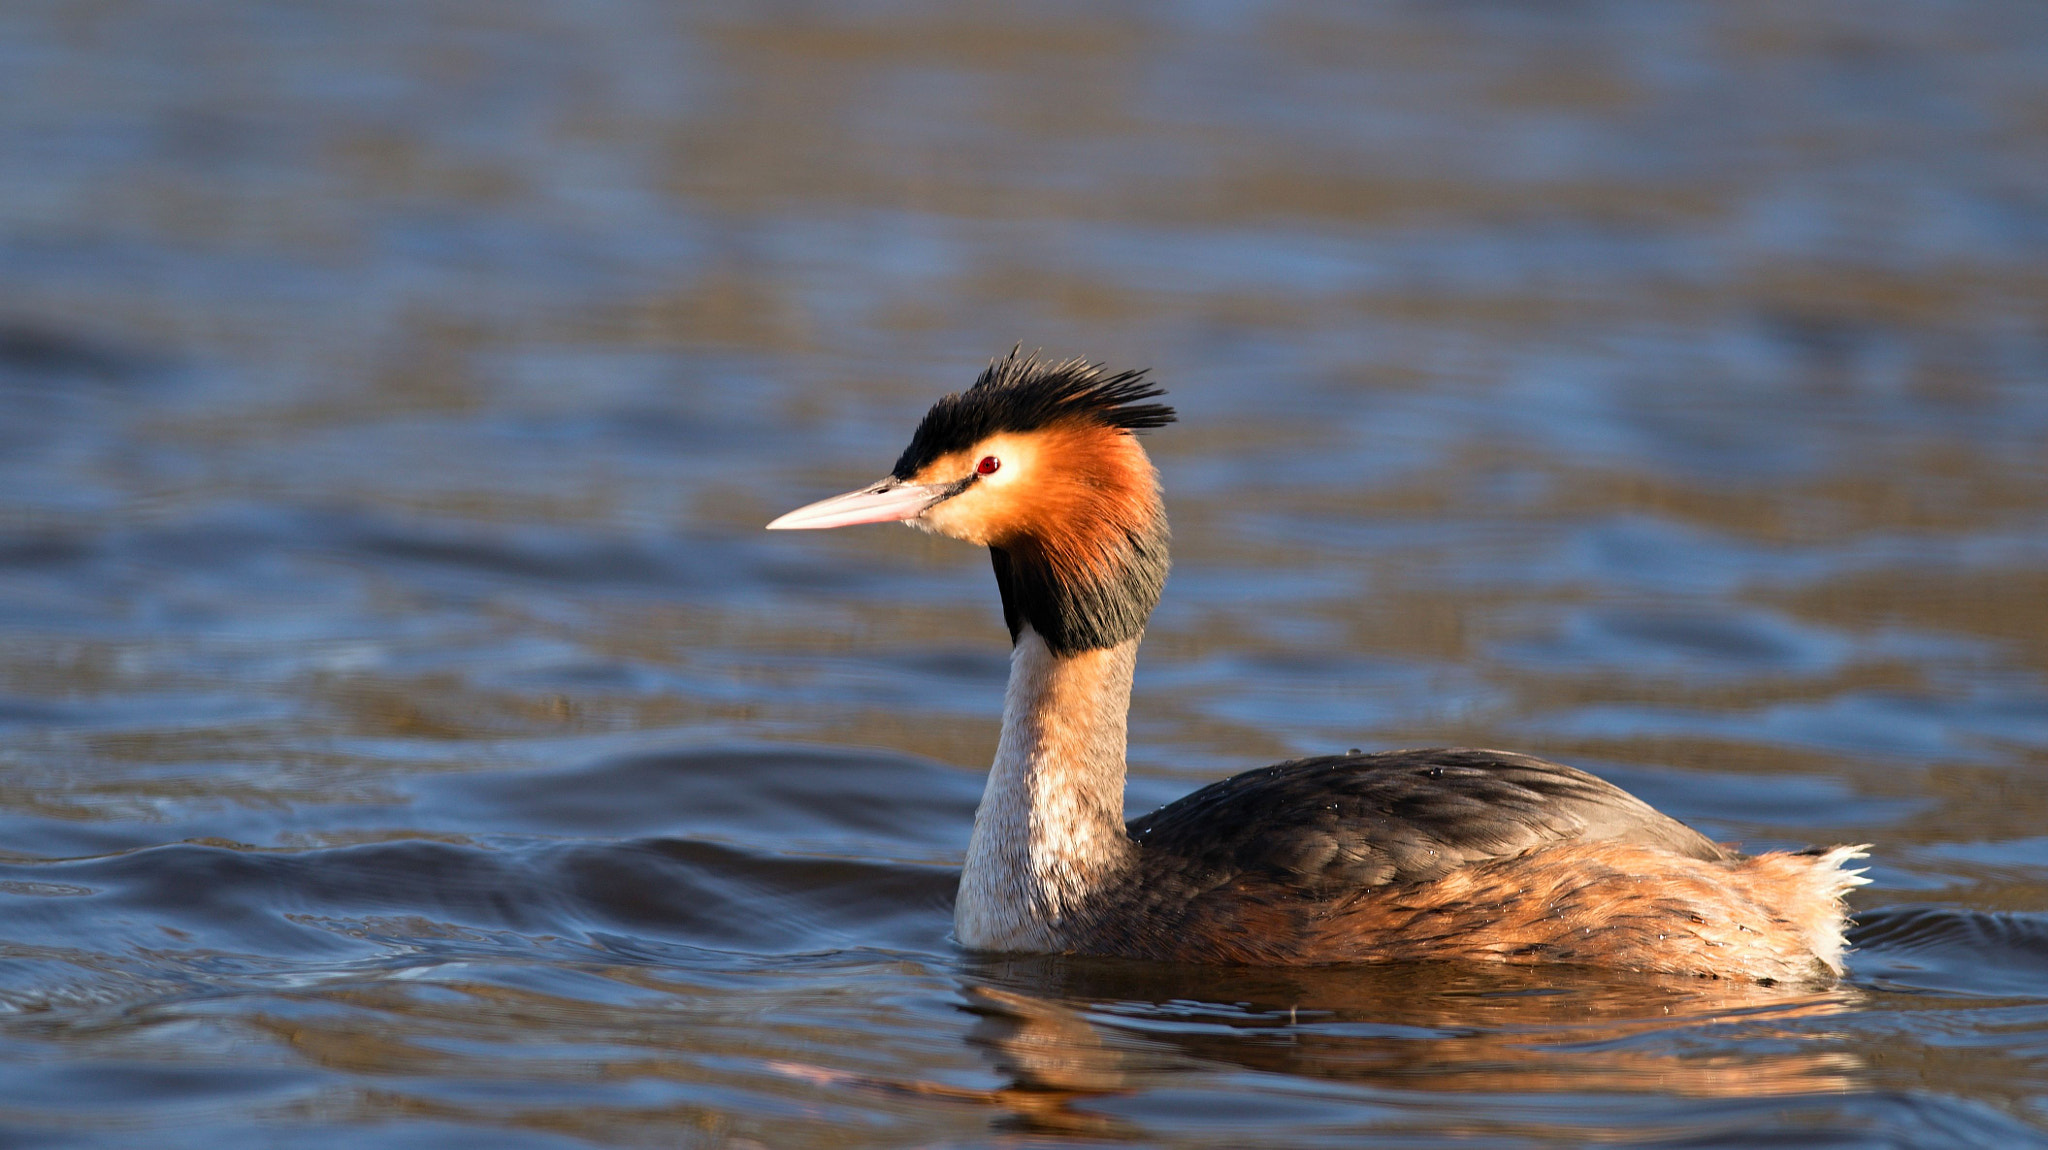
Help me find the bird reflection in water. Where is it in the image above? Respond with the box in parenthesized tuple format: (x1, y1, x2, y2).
(776, 956, 1861, 1138)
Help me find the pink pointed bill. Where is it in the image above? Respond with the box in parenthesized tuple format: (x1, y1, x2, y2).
(765, 479, 948, 530)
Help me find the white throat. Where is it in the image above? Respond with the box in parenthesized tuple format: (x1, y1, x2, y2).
(953, 628, 1138, 951)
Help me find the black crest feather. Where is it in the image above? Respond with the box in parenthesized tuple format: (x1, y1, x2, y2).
(892, 349, 1176, 479)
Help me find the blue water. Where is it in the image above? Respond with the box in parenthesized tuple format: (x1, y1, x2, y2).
(2, 2, 2046, 1146)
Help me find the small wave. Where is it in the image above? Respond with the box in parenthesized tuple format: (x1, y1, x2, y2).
(1849, 905, 2048, 996)
(0, 831, 956, 1012)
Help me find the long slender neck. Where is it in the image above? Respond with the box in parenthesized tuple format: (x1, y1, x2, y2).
(954, 627, 1139, 951)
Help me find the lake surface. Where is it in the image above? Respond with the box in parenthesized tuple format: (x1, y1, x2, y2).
(3, 1, 2046, 1145)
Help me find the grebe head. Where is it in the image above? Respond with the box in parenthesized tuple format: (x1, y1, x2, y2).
(768, 350, 1176, 655)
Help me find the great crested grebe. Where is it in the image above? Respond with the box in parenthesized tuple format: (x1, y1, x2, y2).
(768, 351, 1869, 983)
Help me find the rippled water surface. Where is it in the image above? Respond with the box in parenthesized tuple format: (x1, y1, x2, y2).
(4, 2, 2047, 1146)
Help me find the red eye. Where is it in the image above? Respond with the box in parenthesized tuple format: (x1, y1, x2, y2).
(976, 455, 1001, 476)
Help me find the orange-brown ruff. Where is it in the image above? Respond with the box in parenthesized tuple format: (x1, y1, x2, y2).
(768, 351, 1870, 985)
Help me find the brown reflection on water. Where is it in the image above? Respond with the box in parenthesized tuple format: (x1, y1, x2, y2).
(235, 951, 1865, 1146)
(845, 959, 1862, 1139)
